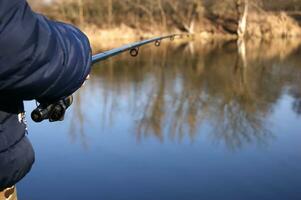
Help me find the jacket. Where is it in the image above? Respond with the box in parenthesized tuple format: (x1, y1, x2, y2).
(0, 0, 92, 190)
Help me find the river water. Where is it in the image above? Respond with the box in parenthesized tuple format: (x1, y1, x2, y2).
(19, 40, 301, 199)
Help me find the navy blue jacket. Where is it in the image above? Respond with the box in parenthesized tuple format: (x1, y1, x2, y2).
(0, 0, 92, 190)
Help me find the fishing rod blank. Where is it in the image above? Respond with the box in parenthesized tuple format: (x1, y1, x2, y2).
(91, 34, 181, 65)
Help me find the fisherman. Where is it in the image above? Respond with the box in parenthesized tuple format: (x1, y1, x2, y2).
(0, 0, 92, 198)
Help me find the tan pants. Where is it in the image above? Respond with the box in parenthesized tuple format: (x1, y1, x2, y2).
(0, 187, 17, 200)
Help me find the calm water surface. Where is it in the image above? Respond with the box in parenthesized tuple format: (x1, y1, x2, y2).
(19, 40, 301, 199)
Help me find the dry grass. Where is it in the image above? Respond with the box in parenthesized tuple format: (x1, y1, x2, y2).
(82, 24, 212, 52)
(82, 24, 141, 51)
(247, 11, 301, 39)
(82, 23, 237, 52)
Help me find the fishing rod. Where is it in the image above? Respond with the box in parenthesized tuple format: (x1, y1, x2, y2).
(31, 34, 183, 123)
(92, 34, 180, 63)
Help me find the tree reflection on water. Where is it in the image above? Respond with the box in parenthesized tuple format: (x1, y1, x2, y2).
(70, 39, 301, 150)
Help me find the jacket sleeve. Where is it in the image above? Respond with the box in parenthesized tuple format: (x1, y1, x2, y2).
(0, 0, 92, 103)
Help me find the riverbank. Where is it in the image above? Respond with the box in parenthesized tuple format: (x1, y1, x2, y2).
(82, 11, 301, 52)
(82, 24, 236, 52)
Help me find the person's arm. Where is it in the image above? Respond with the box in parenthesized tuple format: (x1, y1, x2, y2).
(0, 0, 92, 103)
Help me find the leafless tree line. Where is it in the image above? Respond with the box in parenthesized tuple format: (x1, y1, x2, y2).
(28, 0, 268, 35)
(28, 0, 301, 38)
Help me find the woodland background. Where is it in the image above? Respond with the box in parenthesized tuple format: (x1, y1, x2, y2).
(28, 0, 301, 49)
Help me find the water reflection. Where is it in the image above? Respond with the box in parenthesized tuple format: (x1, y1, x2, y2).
(70, 39, 301, 150)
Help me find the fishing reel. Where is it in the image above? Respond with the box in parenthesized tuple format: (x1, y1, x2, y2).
(31, 96, 73, 123)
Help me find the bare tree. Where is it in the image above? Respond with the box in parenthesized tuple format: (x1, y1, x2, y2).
(237, 0, 249, 38)
(77, 0, 84, 26)
(107, 0, 113, 26)
(157, 0, 167, 30)
(165, 0, 204, 33)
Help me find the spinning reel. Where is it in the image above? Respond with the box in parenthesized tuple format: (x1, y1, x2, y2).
(31, 96, 73, 123)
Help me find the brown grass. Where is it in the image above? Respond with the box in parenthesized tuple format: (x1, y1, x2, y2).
(81, 24, 141, 51)
(82, 23, 237, 52)
(247, 10, 301, 38)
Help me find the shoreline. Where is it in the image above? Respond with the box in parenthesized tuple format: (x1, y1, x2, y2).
(82, 25, 236, 52)
(84, 26, 301, 53)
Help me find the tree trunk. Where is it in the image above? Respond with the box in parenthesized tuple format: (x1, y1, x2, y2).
(237, 0, 248, 69)
(157, 0, 167, 31)
(237, 0, 249, 38)
(77, 0, 84, 26)
(108, 0, 113, 26)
